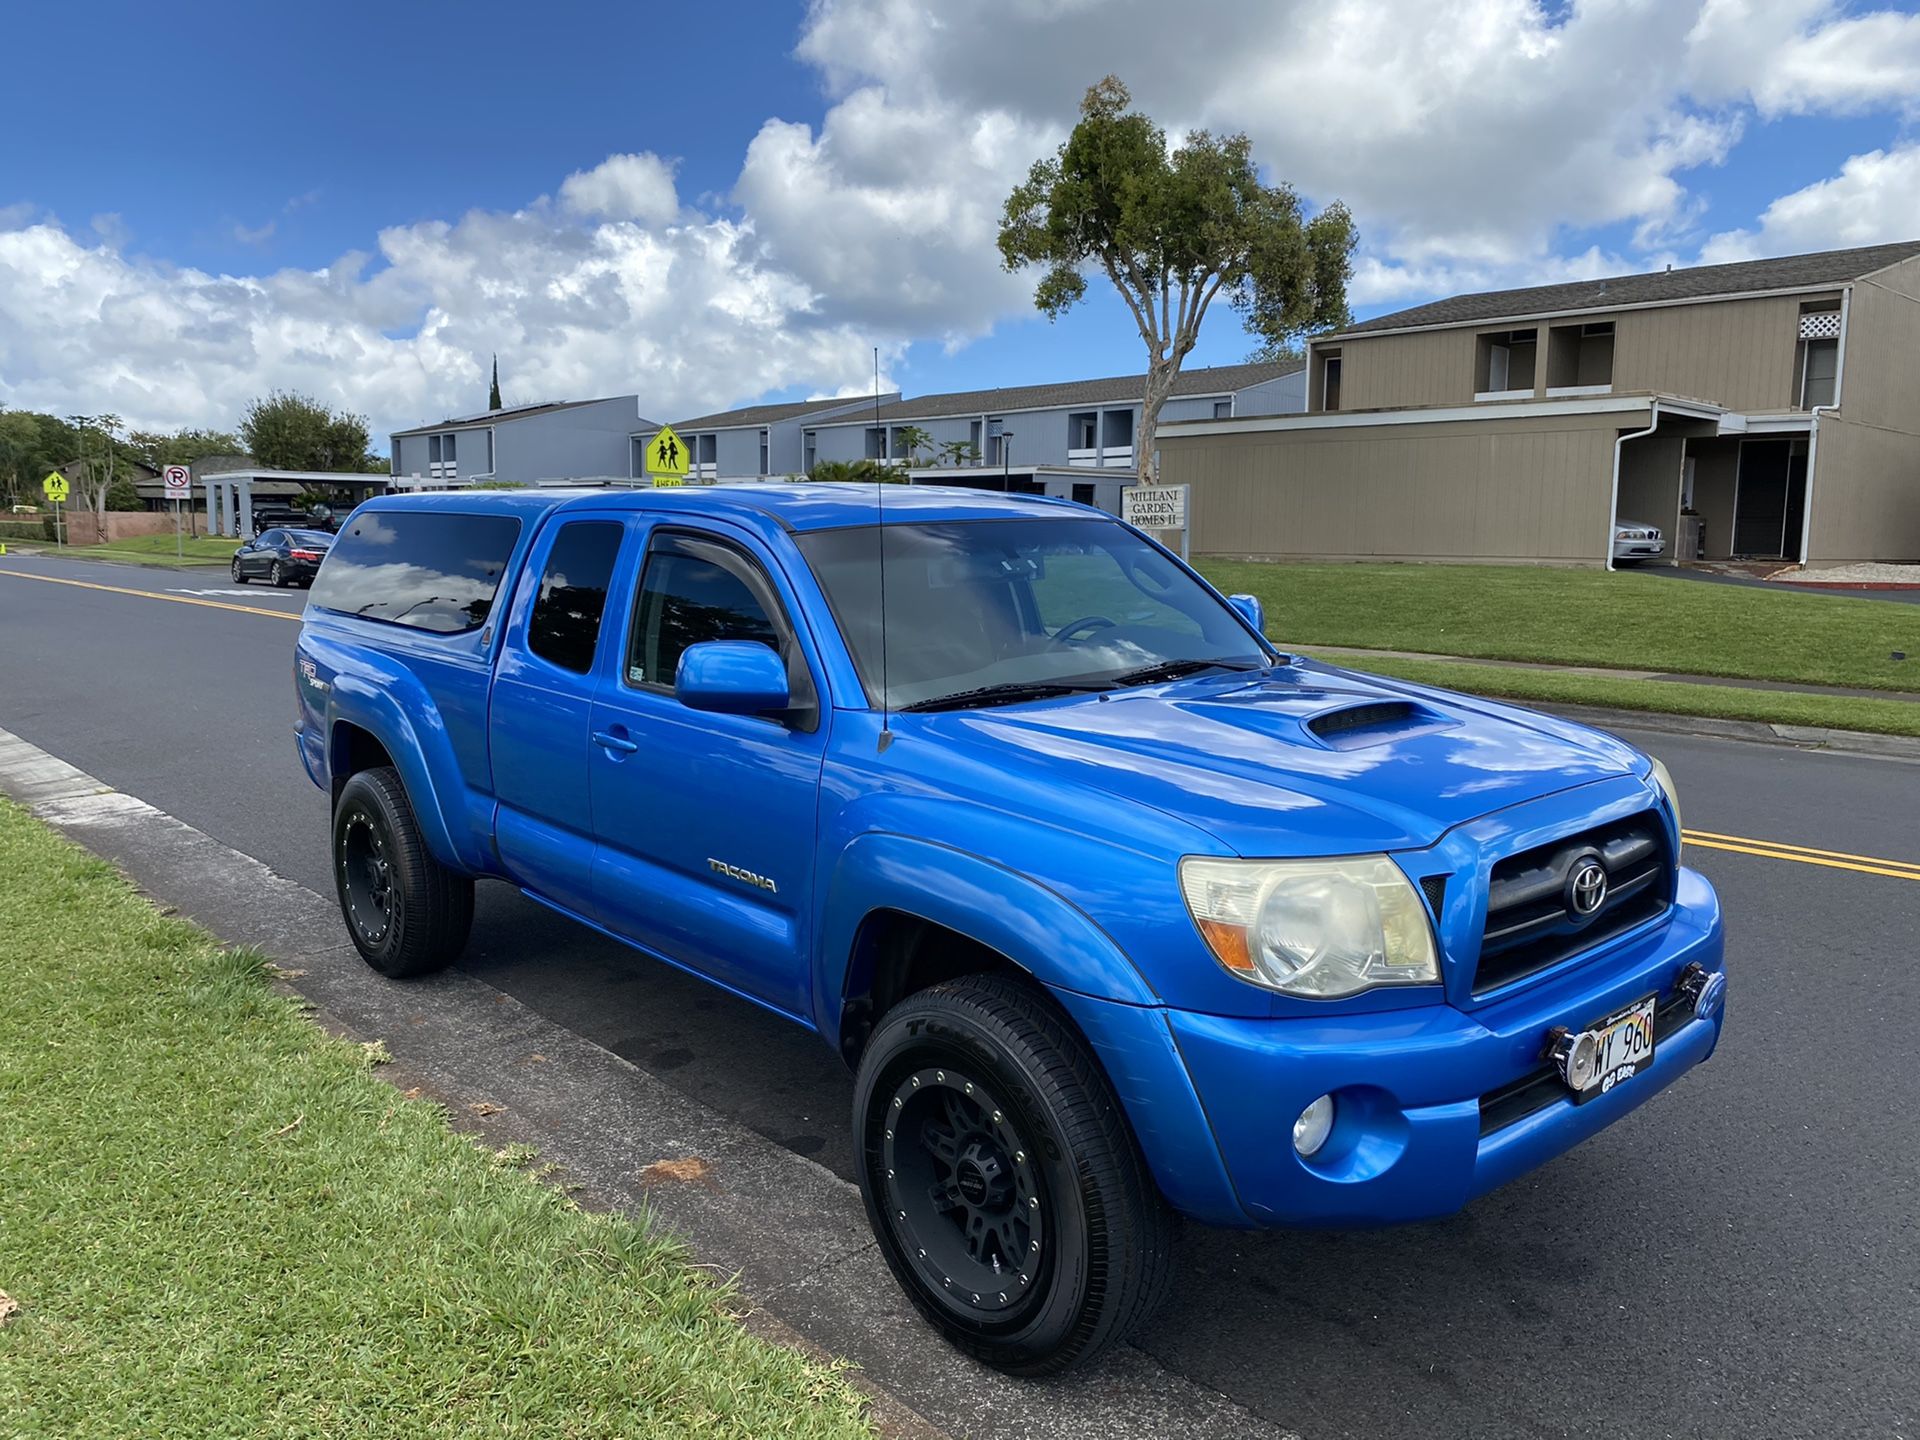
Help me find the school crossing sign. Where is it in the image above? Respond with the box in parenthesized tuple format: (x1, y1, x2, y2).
(646, 425, 690, 487)
(42, 471, 69, 504)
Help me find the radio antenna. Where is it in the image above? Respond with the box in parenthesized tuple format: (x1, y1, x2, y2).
(874, 345, 892, 751)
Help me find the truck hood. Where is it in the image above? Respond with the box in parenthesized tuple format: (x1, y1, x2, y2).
(923, 660, 1648, 857)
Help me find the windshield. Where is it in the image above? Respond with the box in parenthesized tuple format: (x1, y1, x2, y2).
(796, 517, 1272, 712)
(287, 529, 333, 545)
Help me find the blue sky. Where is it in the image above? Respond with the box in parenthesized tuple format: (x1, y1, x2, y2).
(4, 0, 1919, 436)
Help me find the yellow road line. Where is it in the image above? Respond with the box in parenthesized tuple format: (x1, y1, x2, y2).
(1682, 831, 1920, 882)
(0, 567, 300, 621)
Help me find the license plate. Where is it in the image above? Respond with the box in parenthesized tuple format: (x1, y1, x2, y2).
(1570, 993, 1657, 1102)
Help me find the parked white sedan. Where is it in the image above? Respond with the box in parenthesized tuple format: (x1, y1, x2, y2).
(1612, 519, 1664, 563)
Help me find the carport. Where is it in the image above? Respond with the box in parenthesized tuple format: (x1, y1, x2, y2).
(1608, 402, 1723, 568)
(202, 469, 393, 537)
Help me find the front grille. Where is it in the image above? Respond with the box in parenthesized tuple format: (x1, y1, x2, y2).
(1477, 987, 1696, 1136)
(1473, 811, 1672, 994)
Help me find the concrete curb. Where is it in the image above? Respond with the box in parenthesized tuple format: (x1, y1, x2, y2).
(1521, 701, 1920, 762)
(0, 725, 1293, 1440)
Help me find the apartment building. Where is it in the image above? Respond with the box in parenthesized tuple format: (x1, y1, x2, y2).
(631, 395, 895, 482)
(391, 396, 651, 486)
(1158, 241, 1920, 567)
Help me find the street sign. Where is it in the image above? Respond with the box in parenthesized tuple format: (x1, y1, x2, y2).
(163, 464, 192, 501)
(42, 471, 69, 504)
(1122, 484, 1187, 530)
(645, 425, 691, 486)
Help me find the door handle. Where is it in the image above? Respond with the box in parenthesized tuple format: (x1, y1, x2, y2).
(591, 728, 639, 754)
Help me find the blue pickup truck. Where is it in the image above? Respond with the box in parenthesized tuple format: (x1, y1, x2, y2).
(294, 484, 1726, 1374)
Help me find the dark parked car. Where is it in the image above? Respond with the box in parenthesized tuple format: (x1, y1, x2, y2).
(232, 527, 333, 587)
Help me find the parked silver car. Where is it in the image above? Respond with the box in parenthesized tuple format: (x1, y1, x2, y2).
(1613, 519, 1664, 563)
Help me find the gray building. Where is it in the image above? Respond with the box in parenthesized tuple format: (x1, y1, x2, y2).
(391, 396, 651, 487)
(633, 395, 897, 482)
(800, 361, 1305, 474)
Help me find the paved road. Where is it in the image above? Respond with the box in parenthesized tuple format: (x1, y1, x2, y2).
(3, 548, 1916, 1438)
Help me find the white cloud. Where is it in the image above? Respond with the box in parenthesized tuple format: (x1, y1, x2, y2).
(233, 219, 276, 246)
(558, 152, 679, 225)
(1702, 143, 1920, 261)
(8, 0, 1920, 443)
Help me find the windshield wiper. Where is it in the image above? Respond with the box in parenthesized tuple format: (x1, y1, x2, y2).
(901, 679, 1113, 714)
(1107, 658, 1264, 688)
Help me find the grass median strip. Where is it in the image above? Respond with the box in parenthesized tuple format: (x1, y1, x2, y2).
(0, 800, 873, 1439)
(1308, 650, 1920, 739)
(1201, 561, 1920, 694)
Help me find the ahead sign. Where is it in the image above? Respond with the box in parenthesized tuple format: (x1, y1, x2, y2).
(1122, 484, 1188, 531)
(163, 464, 192, 501)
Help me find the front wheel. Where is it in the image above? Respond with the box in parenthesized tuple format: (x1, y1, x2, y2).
(852, 974, 1175, 1375)
(331, 766, 473, 977)
(231, 558, 248, 584)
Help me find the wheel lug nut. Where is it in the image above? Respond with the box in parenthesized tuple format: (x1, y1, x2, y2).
(992, 1111, 1002, 1123)
(936, 1070, 945, 1082)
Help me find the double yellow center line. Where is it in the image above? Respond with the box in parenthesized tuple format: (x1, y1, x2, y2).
(0, 567, 301, 620)
(1683, 829, 1920, 882)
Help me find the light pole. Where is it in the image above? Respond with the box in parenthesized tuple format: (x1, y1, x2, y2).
(1002, 432, 1014, 490)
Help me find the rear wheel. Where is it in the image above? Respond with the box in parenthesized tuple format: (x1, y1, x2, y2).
(852, 974, 1175, 1375)
(270, 560, 286, 587)
(331, 766, 473, 978)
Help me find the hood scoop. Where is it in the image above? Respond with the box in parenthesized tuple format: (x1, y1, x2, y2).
(1305, 699, 1454, 751)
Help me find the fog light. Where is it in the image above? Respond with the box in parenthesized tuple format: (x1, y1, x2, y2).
(1293, 1094, 1335, 1156)
(1549, 1029, 1601, 1091)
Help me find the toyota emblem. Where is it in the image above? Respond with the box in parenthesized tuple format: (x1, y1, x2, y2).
(1567, 857, 1609, 917)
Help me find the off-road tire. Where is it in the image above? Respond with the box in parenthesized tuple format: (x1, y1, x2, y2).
(852, 973, 1175, 1375)
(331, 765, 473, 978)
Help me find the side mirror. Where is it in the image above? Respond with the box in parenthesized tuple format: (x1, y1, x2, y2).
(675, 641, 790, 715)
(1228, 593, 1265, 635)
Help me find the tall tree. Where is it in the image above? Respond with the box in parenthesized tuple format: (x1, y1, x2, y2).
(238, 391, 372, 472)
(999, 77, 1355, 482)
(489, 354, 503, 411)
(127, 426, 245, 469)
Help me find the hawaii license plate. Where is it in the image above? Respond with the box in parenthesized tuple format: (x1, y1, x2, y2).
(1571, 993, 1657, 1102)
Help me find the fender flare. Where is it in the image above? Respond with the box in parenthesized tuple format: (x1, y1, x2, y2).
(813, 830, 1159, 1038)
(325, 667, 483, 873)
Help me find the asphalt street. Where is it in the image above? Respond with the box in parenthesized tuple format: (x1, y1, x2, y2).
(3, 547, 1916, 1439)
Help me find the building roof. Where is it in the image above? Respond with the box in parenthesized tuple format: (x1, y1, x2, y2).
(662, 395, 895, 432)
(811, 360, 1304, 425)
(390, 396, 635, 438)
(1335, 240, 1920, 338)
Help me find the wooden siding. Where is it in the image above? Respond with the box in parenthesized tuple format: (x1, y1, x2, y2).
(1317, 290, 1840, 415)
(1806, 255, 1920, 564)
(1162, 413, 1625, 563)
(1321, 328, 1478, 411)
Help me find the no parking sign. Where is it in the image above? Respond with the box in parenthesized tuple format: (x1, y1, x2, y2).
(163, 465, 192, 501)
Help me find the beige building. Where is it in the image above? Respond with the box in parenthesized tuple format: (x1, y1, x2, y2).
(1159, 240, 1920, 567)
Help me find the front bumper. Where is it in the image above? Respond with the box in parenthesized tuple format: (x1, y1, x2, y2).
(1062, 867, 1724, 1230)
(1611, 539, 1664, 559)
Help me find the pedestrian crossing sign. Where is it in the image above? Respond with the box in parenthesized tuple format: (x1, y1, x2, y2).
(646, 425, 690, 485)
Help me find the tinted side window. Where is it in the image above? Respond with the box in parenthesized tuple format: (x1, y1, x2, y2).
(527, 521, 622, 674)
(310, 511, 521, 634)
(627, 536, 778, 688)
(259, 530, 283, 547)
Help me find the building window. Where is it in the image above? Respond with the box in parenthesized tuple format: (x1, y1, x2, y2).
(865, 427, 886, 460)
(1069, 412, 1097, 451)
(803, 430, 817, 473)
(1101, 410, 1134, 450)
(758, 428, 770, 475)
(1800, 337, 1839, 408)
(1477, 329, 1537, 396)
(1546, 322, 1613, 392)
(1322, 353, 1342, 411)
(1071, 483, 1096, 505)
(1212, 400, 1231, 419)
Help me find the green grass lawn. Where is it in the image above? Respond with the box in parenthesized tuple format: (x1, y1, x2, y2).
(1198, 562, 1920, 694)
(55, 532, 244, 566)
(0, 801, 873, 1439)
(1310, 651, 1920, 739)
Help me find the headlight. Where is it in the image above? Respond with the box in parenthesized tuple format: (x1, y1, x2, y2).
(1614, 528, 1633, 540)
(1648, 755, 1682, 834)
(1179, 855, 1440, 998)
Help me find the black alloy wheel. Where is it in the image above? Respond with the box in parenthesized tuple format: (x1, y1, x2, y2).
(231, 556, 247, 584)
(852, 974, 1174, 1374)
(330, 766, 473, 978)
(270, 560, 286, 587)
